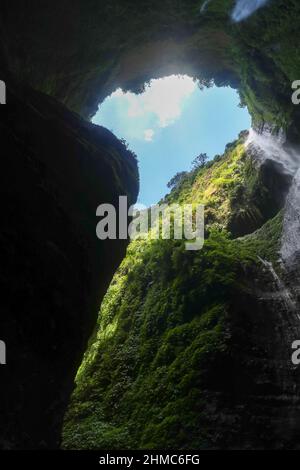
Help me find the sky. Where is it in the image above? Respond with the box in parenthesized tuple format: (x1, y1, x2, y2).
(92, 75, 251, 207)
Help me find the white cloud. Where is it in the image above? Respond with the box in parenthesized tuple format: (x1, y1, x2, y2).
(112, 88, 124, 98)
(144, 129, 154, 142)
(112, 75, 197, 132)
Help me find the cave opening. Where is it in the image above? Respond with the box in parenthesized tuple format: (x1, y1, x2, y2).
(92, 74, 250, 206)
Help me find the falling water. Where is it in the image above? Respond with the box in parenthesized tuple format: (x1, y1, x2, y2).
(246, 128, 300, 176)
(246, 128, 300, 266)
(258, 257, 297, 312)
(281, 169, 300, 264)
(200, 0, 271, 22)
(200, 0, 211, 13)
(231, 0, 270, 22)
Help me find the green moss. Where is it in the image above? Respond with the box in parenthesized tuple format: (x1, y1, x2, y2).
(237, 211, 283, 264)
(229, 0, 300, 130)
(63, 234, 235, 449)
(63, 136, 285, 449)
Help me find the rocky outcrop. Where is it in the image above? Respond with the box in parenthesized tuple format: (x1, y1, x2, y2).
(214, 261, 300, 449)
(62, 138, 300, 450)
(0, 79, 138, 449)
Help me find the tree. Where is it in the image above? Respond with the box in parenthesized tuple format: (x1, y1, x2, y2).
(197, 78, 214, 91)
(167, 171, 187, 189)
(120, 138, 138, 161)
(191, 153, 208, 171)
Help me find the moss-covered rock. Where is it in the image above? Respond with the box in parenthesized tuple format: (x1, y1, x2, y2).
(165, 133, 289, 236)
(63, 139, 298, 450)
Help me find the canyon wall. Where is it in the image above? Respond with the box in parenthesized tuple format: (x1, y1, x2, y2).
(0, 79, 138, 448)
(63, 135, 300, 450)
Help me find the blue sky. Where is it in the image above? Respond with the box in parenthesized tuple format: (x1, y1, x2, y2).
(93, 75, 250, 206)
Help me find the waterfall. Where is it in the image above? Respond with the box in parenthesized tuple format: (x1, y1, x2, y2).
(281, 169, 300, 264)
(200, 0, 211, 13)
(231, 0, 270, 22)
(200, 0, 271, 22)
(246, 128, 300, 267)
(258, 257, 297, 313)
(246, 128, 300, 176)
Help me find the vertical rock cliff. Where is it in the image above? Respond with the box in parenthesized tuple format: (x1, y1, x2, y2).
(63, 135, 300, 450)
(0, 79, 138, 448)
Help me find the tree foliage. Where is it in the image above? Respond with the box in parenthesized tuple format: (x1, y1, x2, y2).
(191, 153, 209, 171)
(167, 171, 187, 189)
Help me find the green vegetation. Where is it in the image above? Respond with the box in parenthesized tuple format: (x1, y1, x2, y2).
(164, 132, 281, 236)
(229, 0, 300, 130)
(238, 210, 283, 264)
(63, 137, 284, 449)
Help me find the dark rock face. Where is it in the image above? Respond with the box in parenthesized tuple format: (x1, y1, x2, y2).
(1, 0, 299, 131)
(0, 0, 237, 118)
(228, 158, 292, 237)
(0, 80, 138, 449)
(211, 265, 300, 449)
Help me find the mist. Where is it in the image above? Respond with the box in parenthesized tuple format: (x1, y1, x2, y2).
(200, 0, 271, 22)
(232, 0, 270, 22)
(246, 128, 300, 176)
(246, 128, 300, 265)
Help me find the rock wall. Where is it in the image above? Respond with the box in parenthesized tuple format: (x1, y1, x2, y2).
(62, 137, 300, 450)
(0, 78, 138, 449)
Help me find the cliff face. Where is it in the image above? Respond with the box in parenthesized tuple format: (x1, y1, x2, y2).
(0, 80, 138, 449)
(0, 0, 300, 450)
(63, 137, 300, 450)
